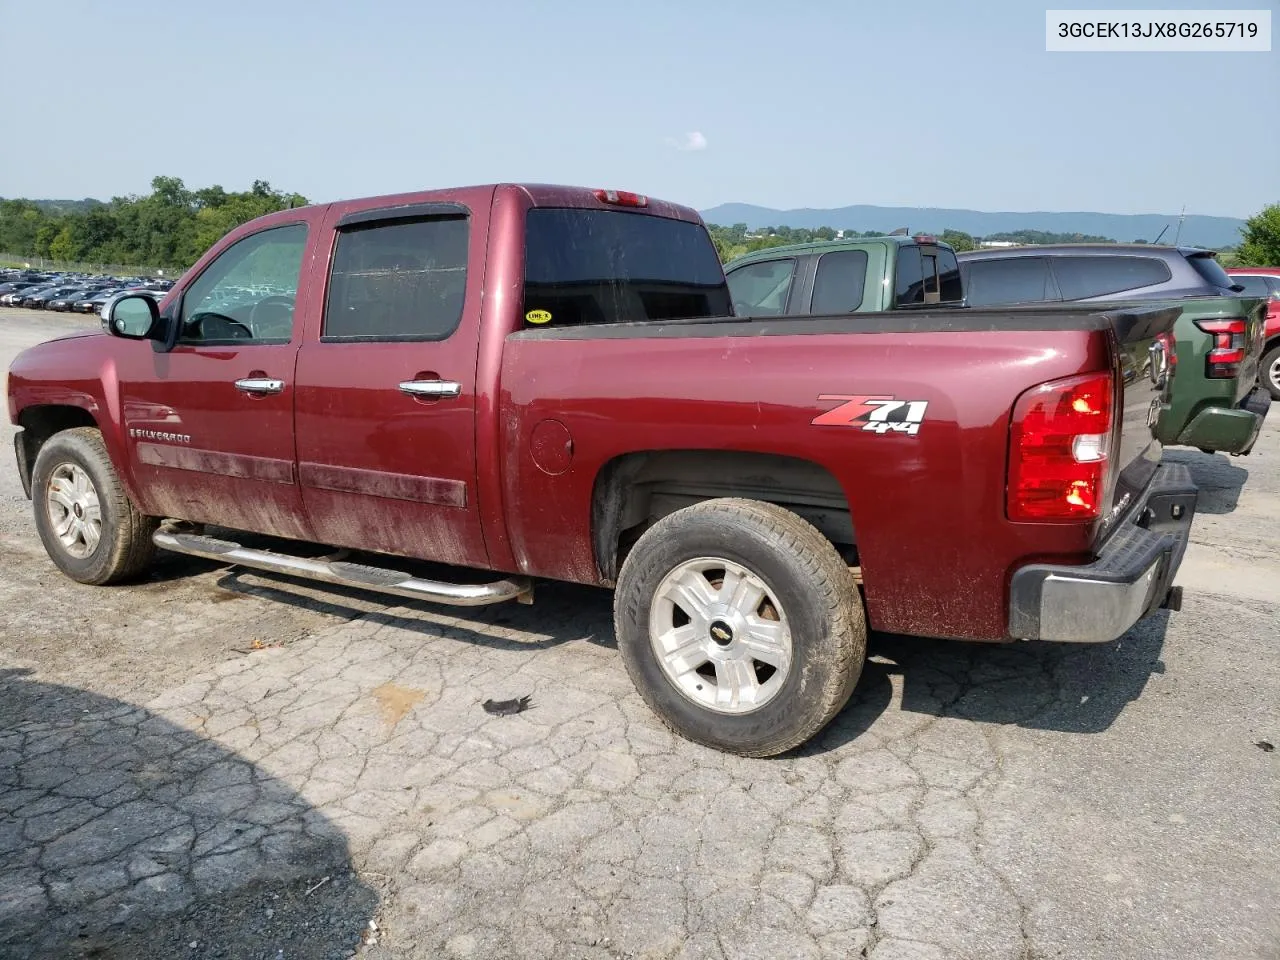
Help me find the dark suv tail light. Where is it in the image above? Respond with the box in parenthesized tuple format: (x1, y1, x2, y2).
(1008, 372, 1114, 523)
(1195, 318, 1246, 379)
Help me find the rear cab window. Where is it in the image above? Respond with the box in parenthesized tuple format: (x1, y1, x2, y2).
(895, 246, 924, 306)
(894, 243, 963, 307)
(523, 209, 730, 327)
(1051, 256, 1172, 299)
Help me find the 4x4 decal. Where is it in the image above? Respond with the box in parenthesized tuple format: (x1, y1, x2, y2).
(812, 395, 929, 435)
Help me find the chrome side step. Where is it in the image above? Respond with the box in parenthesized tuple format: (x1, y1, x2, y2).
(153, 530, 534, 607)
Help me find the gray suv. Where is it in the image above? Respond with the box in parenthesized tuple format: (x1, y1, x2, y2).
(957, 244, 1243, 306)
(956, 244, 1270, 458)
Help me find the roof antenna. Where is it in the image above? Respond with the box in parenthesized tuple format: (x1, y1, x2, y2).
(1152, 224, 1169, 245)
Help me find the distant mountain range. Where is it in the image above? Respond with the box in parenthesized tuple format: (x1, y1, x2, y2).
(699, 203, 1246, 249)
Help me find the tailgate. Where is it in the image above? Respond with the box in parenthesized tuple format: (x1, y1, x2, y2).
(1099, 304, 1181, 534)
(1237, 297, 1268, 400)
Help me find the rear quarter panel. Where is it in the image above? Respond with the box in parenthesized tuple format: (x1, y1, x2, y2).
(498, 317, 1121, 641)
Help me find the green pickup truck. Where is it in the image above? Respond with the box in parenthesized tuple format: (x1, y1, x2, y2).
(724, 234, 963, 315)
(958, 245, 1270, 457)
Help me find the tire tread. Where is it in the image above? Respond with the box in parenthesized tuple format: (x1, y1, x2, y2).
(614, 497, 866, 757)
(32, 427, 157, 585)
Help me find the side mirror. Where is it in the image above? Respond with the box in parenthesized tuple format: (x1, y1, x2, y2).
(103, 293, 161, 340)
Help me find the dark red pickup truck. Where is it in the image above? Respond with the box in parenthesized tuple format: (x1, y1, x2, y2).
(7, 183, 1196, 756)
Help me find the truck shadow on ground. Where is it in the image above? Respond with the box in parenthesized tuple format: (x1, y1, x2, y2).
(0, 669, 378, 960)
(206, 561, 1169, 754)
(1164, 449, 1249, 515)
(808, 612, 1171, 754)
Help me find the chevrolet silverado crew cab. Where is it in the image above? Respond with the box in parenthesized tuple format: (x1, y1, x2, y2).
(724, 234, 963, 317)
(8, 184, 1196, 757)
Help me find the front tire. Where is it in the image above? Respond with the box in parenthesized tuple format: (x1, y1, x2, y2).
(31, 427, 158, 585)
(1261, 344, 1280, 402)
(614, 498, 866, 757)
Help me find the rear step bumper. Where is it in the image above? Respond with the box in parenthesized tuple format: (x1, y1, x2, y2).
(153, 530, 534, 607)
(1174, 385, 1270, 456)
(1007, 462, 1197, 643)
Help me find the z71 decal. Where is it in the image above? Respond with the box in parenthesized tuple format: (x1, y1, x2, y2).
(812, 395, 930, 435)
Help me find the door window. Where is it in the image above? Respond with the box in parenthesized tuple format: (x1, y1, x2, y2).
(1231, 275, 1271, 297)
(1052, 256, 1172, 299)
(963, 257, 1056, 306)
(323, 216, 470, 341)
(810, 250, 868, 313)
(178, 223, 308, 344)
(726, 259, 796, 316)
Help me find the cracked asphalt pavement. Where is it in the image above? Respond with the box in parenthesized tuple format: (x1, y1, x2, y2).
(2, 309, 1277, 959)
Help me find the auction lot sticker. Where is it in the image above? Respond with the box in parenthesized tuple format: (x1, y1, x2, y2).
(1046, 9, 1271, 51)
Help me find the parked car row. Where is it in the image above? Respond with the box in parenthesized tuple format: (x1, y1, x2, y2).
(724, 238, 1274, 457)
(0, 269, 174, 313)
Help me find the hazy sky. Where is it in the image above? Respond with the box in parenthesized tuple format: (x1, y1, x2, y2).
(2, 0, 1276, 217)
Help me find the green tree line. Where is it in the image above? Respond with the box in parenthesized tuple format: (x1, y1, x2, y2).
(0, 176, 307, 270)
(5, 180, 1275, 270)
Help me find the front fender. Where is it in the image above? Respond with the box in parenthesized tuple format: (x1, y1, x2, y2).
(8, 337, 143, 509)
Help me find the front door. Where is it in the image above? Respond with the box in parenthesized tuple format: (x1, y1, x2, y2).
(117, 216, 319, 540)
(292, 200, 489, 568)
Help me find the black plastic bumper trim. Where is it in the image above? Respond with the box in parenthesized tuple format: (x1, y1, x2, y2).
(1008, 462, 1197, 642)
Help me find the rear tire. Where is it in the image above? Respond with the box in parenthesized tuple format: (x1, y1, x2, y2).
(32, 427, 158, 585)
(613, 498, 866, 757)
(1261, 344, 1280, 401)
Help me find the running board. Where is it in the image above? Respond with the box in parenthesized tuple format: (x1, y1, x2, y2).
(152, 531, 534, 607)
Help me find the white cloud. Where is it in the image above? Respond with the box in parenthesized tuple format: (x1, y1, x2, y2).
(668, 131, 708, 152)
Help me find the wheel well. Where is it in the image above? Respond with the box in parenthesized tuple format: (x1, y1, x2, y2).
(591, 450, 856, 581)
(15, 406, 99, 496)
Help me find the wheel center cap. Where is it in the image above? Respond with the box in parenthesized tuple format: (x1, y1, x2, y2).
(709, 620, 735, 647)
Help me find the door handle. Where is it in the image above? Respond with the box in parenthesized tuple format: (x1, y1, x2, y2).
(234, 377, 285, 395)
(399, 379, 461, 398)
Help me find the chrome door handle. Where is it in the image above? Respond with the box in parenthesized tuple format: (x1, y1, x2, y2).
(234, 377, 285, 395)
(399, 379, 461, 398)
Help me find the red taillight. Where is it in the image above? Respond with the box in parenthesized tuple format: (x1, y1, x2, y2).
(1195, 318, 1246, 378)
(1008, 372, 1114, 523)
(594, 189, 648, 208)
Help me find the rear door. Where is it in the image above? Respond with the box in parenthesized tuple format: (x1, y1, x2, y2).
(291, 195, 491, 568)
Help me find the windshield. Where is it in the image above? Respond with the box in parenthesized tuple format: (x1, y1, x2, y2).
(523, 209, 730, 327)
